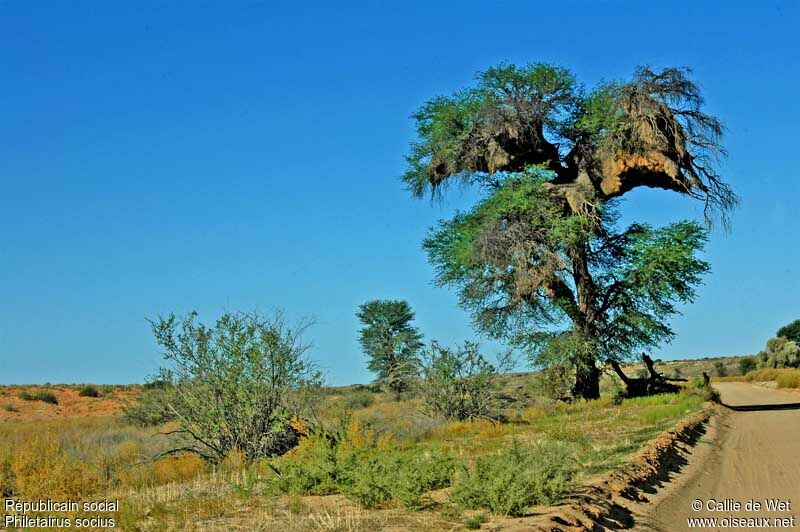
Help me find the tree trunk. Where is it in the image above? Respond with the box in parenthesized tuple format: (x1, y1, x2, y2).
(569, 240, 601, 401)
(572, 360, 600, 400)
(608, 353, 682, 397)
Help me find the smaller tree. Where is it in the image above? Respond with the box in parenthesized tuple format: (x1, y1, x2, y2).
(356, 300, 423, 393)
(149, 310, 320, 462)
(777, 319, 800, 343)
(737, 357, 756, 375)
(757, 337, 800, 369)
(418, 341, 512, 421)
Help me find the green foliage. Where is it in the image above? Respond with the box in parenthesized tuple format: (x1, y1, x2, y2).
(269, 426, 455, 509)
(123, 384, 176, 427)
(738, 357, 756, 375)
(340, 390, 376, 411)
(756, 337, 800, 369)
(452, 440, 575, 516)
(418, 341, 508, 421)
(463, 513, 488, 529)
(78, 385, 100, 398)
(532, 366, 573, 401)
(356, 300, 423, 394)
(18, 390, 58, 405)
(681, 377, 720, 403)
(340, 448, 455, 509)
(148, 310, 321, 462)
(777, 319, 800, 343)
(424, 165, 710, 374)
(2, 404, 17, 412)
(403, 63, 576, 198)
(404, 62, 731, 400)
(713, 361, 728, 377)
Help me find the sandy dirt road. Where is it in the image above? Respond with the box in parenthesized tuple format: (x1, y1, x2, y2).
(636, 382, 800, 531)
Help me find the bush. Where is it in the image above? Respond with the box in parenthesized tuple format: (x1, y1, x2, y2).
(149, 310, 321, 462)
(682, 378, 720, 403)
(18, 390, 58, 405)
(269, 419, 455, 508)
(452, 440, 575, 516)
(78, 385, 100, 398)
(738, 357, 756, 376)
(123, 385, 176, 427)
(340, 390, 375, 411)
(713, 361, 728, 377)
(2, 404, 17, 412)
(464, 514, 488, 530)
(533, 366, 573, 401)
(418, 341, 510, 421)
(341, 448, 455, 509)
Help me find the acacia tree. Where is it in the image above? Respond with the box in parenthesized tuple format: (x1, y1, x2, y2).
(357, 299, 424, 393)
(403, 64, 736, 399)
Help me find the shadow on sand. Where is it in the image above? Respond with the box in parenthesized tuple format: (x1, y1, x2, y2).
(720, 401, 800, 412)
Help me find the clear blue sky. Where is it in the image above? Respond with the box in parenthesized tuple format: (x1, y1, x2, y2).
(1, 1, 798, 385)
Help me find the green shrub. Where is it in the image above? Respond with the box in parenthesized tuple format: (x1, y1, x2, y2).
(269, 424, 455, 508)
(18, 390, 58, 405)
(78, 385, 100, 398)
(341, 390, 376, 411)
(533, 366, 573, 401)
(2, 404, 17, 412)
(269, 433, 339, 496)
(148, 310, 321, 461)
(340, 447, 455, 508)
(681, 378, 720, 403)
(452, 440, 575, 516)
(464, 513, 488, 530)
(738, 357, 756, 376)
(713, 361, 728, 377)
(418, 341, 510, 421)
(123, 385, 176, 427)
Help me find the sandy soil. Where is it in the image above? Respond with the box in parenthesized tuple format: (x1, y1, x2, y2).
(0, 385, 137, 421)
(634, 383, 800, 531)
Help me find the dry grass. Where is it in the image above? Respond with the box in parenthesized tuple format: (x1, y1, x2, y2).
(715, 368, 800, 389)
(0, 359, 729, 531)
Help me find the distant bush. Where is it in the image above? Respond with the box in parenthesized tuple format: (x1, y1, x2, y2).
(418, 341, 511, 421)
(713, 360, 728, 377)
(2, 404, 17, 412)
(756, 337, 800, 369)
(340, 390, 375, 411)
(78, 385, 100, 398)
(18, 390, 58, 405)
(123, 385, 176, 427)
(738, 357, 757, 375)
(452, 440, 575, 516)
(533, 366, 573, 401)
(682, 378, 720, 403)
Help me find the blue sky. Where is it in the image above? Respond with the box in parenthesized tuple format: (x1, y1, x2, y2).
(1, 1, 798, 385)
